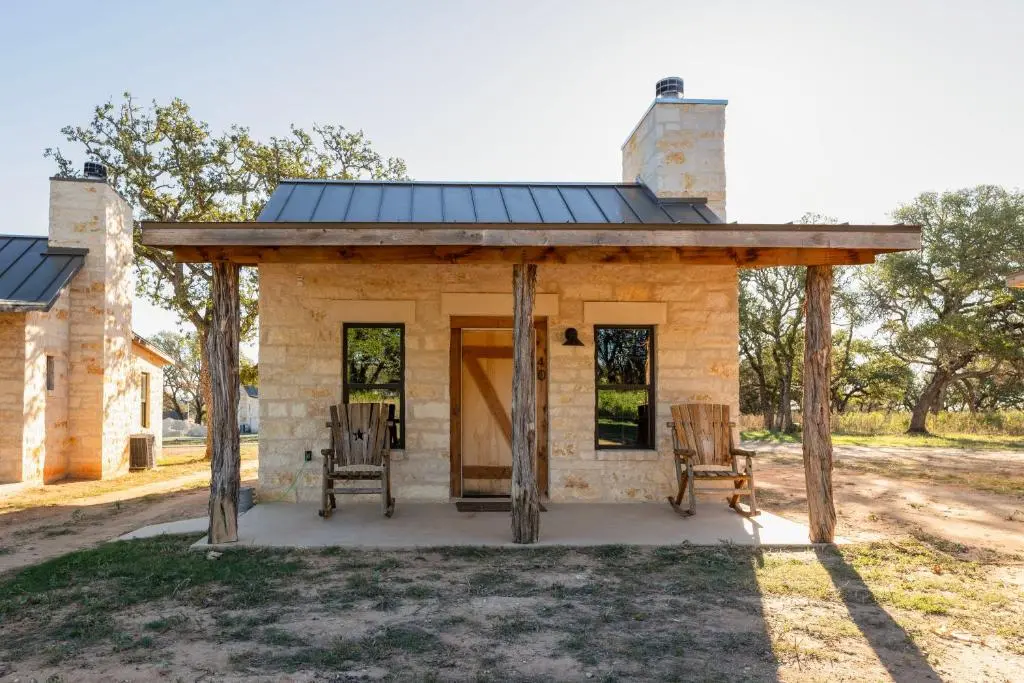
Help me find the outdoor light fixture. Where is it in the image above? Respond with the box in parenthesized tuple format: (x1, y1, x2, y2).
(563, 327, 584, 347)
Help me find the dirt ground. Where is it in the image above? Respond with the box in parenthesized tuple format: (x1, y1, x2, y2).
(1, 443, 1022, 681)
(0, 445, 257, 574)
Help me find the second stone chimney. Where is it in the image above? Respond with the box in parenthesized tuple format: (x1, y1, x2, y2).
(48, 168, 136, 478)
(622, 76, 728, 220)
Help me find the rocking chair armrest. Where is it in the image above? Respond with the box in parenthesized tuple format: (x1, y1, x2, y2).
(731, 447, 757, 458)
(672, 447, 696, 461)
(320, 448, 334, 457)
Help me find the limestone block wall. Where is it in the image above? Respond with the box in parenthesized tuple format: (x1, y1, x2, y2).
(258, 263, 739, 503)
(49, 178, 136, 479)
(23, 290, 72, 483)
(131, 351, 165, 461)
(622, 101, 727, 220)
(0, 315, 27, 483)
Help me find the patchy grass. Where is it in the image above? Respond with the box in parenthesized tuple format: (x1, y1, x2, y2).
(742, 429, 1024, 451)
(1, 535, 1022, 681)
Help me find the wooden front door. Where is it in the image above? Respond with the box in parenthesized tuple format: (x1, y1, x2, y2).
(450, 317, 548, 498)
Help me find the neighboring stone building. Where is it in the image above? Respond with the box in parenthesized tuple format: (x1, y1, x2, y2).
(239, 385, 259, 434)
(0, 173, 173, 484)
(142, 76, 920, 509)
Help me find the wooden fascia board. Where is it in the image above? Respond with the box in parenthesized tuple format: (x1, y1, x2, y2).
(168, 245, 888, 267)
(142, 221, 921, 252)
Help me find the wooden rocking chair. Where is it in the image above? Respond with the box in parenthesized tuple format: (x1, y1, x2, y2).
(667, 403, 758, 517)
(319, 403, 395, 519)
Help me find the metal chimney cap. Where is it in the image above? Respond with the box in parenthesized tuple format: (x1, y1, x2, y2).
(655, 76, 684, 99)
(83, 161, 107, 180)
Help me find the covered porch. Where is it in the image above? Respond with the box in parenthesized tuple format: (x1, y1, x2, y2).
(141, 180, 921, 546)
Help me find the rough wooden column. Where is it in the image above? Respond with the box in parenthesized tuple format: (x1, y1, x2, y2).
(511, 263, 540, 543)
(207, 261, 241, 544)
(803, 264, 836, 543)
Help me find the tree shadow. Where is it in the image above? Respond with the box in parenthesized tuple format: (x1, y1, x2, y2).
(815, 546, 941, 682)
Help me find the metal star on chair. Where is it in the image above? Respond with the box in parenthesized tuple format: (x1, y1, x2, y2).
(352, 429, 365, 441)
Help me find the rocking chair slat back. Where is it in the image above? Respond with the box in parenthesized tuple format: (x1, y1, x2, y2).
(671, 403, 733, 468)
(329, 403, 391, 468)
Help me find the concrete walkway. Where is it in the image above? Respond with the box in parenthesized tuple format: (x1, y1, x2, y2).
(161, 502, 821, 548)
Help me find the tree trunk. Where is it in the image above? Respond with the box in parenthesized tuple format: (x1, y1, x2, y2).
(510, 263, 540, 544)
(199, 333, 214, 460)
(908, 371, 948, 434)
(207, 262, 241, 545)
(803, 265, 836, 543)
(777, 377, 793, 432)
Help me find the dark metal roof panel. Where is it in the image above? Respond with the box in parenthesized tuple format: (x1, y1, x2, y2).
(257, 180, 719, 225)
(0, 236, 87, 311)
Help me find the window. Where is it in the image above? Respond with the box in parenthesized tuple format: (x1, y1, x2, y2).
(140, 372, 150, 428)
(595, 326, 655, 449)
(46, 356, 55, 392)
(343, 323, 405, 448)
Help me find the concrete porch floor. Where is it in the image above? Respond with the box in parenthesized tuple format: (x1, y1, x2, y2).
(157, 502, 822, 548)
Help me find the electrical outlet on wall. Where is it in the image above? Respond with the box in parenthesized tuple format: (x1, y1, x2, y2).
(304, 451, 312, 462)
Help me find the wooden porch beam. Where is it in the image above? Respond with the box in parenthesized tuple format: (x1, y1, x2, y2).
(511, 263, 540, 544)
(168, 245, 888, 268)
(207, 261, 242, 544)
(803, 264, 837, 543)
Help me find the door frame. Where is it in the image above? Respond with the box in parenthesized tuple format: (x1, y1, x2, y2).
(449, 315, 548, 499)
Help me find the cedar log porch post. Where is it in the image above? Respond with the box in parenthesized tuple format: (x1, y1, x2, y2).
(207, 261, 242, 544)
(511, 263, 540, 543)
(803, 264, 836, 543)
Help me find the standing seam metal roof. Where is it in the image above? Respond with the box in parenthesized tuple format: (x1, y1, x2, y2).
(257, 180, 722, 226)
(0, 236, 88, 312)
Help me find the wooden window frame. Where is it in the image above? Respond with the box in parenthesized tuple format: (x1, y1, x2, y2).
(342, 322, 405, 449)
(140, 371, 151, 428)
(594, 325, 656, 451)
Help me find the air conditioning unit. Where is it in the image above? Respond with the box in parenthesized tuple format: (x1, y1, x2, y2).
(129, 433, 156, 471)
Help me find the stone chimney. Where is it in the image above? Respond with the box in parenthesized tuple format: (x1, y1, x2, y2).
(48, 167, 136, 478)
(622, 76, 728, 220)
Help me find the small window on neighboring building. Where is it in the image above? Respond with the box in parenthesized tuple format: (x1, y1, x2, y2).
(140, 372, 151, 428)
(46, 356, 55, 392)
(343, 323, 404, 448)
(595, 326, 656, 449)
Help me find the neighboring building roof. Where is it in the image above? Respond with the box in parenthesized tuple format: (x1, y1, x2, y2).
(1008, 272, 1024, 288)
(257, 180, 723, 225)
(0, 236, 87, 312)
(131, 332, 175, 366)
(243, 385, 259, 399)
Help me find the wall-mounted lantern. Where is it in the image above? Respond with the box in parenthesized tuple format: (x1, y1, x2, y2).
(563, 327, 584, 347)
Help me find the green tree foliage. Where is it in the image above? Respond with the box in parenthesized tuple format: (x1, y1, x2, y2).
(863, 186, 1024, 433)
(240, 358, 258, 387)
(150, 330, 204, 424)
(345, 327, 402, 385)
(46, 94, 407, 454)
(830, 332, 914, 412)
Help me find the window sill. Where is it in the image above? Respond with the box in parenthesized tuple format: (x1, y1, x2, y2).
(594, 450, 662, 461)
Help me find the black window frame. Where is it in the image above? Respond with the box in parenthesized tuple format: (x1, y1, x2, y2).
(594, 325, 656, 451)
(342, 322, 406, 449)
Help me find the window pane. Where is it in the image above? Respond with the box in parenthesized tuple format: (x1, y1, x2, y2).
(596, 327, 650, 385)
(347, 388, 402, 445)
(346, 326, 402, 384)
(597, 389, 652, 448)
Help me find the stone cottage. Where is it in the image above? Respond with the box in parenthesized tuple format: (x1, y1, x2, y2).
(239, 384, 259, 434)
(142, 77, 919, 537)
(0, 173, 172, 484)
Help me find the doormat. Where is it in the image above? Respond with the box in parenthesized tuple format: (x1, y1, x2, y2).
(456, 500, 547, 513)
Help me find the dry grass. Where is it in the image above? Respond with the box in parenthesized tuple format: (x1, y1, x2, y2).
(0, 536, 1021, 681)
(742, 428, 1024, 451)
(740, 410, 1024, 438)
(0, 443, 258, 514)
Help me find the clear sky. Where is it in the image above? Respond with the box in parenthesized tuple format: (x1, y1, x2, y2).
(1, 0, 1022, 341)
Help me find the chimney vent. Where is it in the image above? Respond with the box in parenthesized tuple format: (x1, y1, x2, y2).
(83, 161, 107, 181)
(655, 76, 684, 99)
